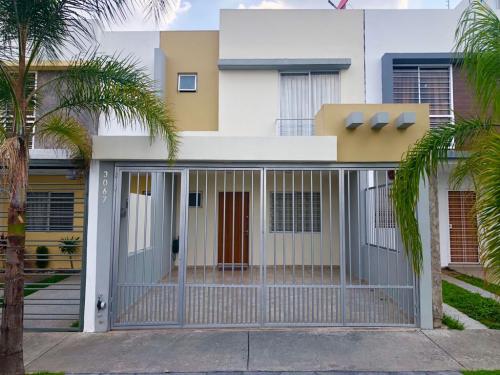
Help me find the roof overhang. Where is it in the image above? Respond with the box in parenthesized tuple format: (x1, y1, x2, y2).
(218, 58, 351, 71)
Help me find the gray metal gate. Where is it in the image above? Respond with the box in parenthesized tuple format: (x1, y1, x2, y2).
(110, 166, 417, 328)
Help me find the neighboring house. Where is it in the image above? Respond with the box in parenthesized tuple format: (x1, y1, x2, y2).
(0, 68, 92, 329)
(364, 0, 500, 277)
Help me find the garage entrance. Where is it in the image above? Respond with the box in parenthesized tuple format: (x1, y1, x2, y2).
(110, 166, 417, 328)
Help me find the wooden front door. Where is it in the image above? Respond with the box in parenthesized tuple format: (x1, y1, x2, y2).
(448, 191, 479, 263)
(218, 192, 250, 265)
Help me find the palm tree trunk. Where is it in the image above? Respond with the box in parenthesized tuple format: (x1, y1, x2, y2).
(0, 183, 27, 375)
(429, 173, 443, 328)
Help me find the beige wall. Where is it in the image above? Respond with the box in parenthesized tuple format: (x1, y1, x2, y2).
(160, 31, 219, 132)
(315, 104, 430, 162)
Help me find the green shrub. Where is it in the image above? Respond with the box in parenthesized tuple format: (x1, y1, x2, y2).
(36, 246, 49, 269)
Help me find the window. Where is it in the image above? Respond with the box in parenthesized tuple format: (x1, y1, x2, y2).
(365, 184, 396, 250)
(26, 192, 74, 231)
(278, 72, 339, 135)
(270, 192, 321, 233)
(178, 73, 197, 92)
(189, 192, 202, 207)
(393, 66, 453, 128)
(0, 72, 37, 147)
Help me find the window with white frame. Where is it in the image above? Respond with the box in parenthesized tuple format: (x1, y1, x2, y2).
(278, 72, 340, 136)
(178, 73, 197, 92)
(0, 72, 37, 147)
(26, 192, 74, 231)
(270, 192, 321, 233)
(393, 66, 453, 128)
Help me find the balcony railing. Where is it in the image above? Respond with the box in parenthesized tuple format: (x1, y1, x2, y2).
(275, 118, 315, 136)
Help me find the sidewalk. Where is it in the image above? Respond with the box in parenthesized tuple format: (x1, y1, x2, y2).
(24, 328, 500, 374)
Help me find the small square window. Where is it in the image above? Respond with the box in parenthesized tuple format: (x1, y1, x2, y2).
(178, 74, 197, 92)
(189, 192, 202, 207)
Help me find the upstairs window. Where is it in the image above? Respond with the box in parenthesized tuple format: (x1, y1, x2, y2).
(178, 73, 197, 92)
(393, 66, 453, 128)
(278, 72, 339, 136)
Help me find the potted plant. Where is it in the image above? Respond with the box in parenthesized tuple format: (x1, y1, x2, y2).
(58, 236, 80, 270)
(35, 246, 49, 269)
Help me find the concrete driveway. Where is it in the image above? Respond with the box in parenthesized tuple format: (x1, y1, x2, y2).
(23, 328, 500, 374)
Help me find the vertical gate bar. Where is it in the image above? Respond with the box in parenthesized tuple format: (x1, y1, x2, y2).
(301, 171, 305, 285)
(292, 171, 296, 285)
(241, 171, 245, 283)
(310, 171, 314, 285)
(339, 169, 346, 325)
(204, 170, 208, 319)
(385, 171, 391, 323)
(273, 170, 277, 320)
(282, 171, 285, 284)
(194, 170, 199, 284)
(143, 173, 149, 286)
(260, 168, 266, 326)
(178, 168, 189, 326)
(213, 171, 218, 284)
(133, 173, 140, 284)
(169, 174, 174, 285)
(329, 171, 333, 285)
(232, 171, 236, 281)
(250, 171, 254, 285)
(222, 171, 226, 286)
(320, 171, 323, 285)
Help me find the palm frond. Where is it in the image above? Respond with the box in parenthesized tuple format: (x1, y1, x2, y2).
(35, 54, 178, 160)
(0, 0, 132, 62)
(35, 115, 92, 168)
(142, 0, 177, 23)
(391, 119, 492, 273)
(450, 132, 500, 283)
(455, 0, 500, 116)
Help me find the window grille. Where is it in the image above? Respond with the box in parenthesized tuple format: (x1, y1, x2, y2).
(0, 72, 37, 148)
(26, 192, 74, 231)
(393, 66, 453, 128)
(270, 192, 321, 233)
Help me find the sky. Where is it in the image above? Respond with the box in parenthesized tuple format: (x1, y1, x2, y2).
(113, 0, 464, 31)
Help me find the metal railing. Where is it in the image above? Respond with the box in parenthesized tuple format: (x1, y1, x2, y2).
(275, 119, 315, 136)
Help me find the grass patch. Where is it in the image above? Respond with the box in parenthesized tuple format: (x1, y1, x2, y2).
(443, 280, 500, 329)
(453, 273, 500, 297)
(462, 371, 500, 375)
(70, 320, 80, 328)
(442, 314, 465, 330)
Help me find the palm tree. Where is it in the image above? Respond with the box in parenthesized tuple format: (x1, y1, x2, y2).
(0, 1, 178, 374)
(391, 0, 500, 322)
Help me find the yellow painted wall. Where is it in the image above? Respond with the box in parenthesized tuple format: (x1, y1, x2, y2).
(160, 31, 219, 132)
(315, 104, 430, 162)
(0, 175, 85, 270)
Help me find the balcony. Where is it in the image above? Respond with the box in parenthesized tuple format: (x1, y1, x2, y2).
(275, 118, 315, 136)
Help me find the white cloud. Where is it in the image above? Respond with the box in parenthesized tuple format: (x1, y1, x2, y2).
(109, 0, 192, 30)
(238, 0, 287, 9)
(236, 0, 419, 10)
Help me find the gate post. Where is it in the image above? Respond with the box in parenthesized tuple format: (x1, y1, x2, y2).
(83, 161, 115, 332)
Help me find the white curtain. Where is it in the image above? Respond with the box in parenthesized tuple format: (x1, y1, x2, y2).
(279, 72, 339, 135)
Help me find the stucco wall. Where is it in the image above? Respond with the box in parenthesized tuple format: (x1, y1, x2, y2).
(218, 9, 365, 135)
(160, 31, 219, 132)
(315, 104, 429, 162)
